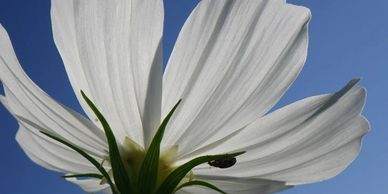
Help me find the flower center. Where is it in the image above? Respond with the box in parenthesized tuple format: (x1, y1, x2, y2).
(42, 93, 244, 194)
(120, 137, 192, 188)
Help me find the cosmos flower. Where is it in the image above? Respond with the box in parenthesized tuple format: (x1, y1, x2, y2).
(0, 0, 369, 193)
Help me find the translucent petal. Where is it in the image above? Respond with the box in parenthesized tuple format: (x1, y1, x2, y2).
(66, 177, 111, 193)
(178, 175, 290, 194)
(162, 0, 311, 155)
(51, 0, 164, 146)
(16, 128, 99, 174)
(193, 81, 369, 185)
(0, 25, 107, 158)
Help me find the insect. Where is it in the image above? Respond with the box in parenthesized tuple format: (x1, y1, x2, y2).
(208, 157, 237, 169)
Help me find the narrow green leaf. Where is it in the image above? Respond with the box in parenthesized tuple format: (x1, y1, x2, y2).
(138, 100, 182, 194)
(41, 131, 118, 194)
(175, 180, 227, 194)
(81, 91, 133, 194)
(63, 173, 104, 179)
(156, 151, 245, 194)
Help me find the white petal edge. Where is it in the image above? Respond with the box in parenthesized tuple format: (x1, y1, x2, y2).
(51, 0, 164, 146)
(192, 80, 369, 185)
(178, 175, 290, 194)
(66, 177, 111, 193)
(16, 127, 100, 174)
(162, 0, 311, 156)
(0, 25, 107, 158)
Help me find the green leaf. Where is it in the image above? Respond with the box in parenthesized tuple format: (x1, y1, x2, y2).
(175, 180, 227, 194)
(40, 131, 118, 194)
(81, 91, 133, 194)
(156, 151, 245, 194)
(138, 100, 182, 194)
(62, 173, 103, 179)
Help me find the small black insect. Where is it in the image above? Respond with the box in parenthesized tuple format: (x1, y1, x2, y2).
(208, 157, 237, 169)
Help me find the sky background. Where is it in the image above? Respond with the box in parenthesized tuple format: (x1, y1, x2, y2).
(0, 0, 387, 193)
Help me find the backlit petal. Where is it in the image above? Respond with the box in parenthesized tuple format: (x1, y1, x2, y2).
(0, 25, 107, 158)
(162, 0, 311, 156)
(179, 175, 290, 194)
(51, 0, 164, 146)
(66, 177, 111, 193)
(16, 128, 99, 174)
(193, 80, 369, 185)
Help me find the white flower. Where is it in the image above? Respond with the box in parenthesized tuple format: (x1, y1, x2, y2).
(0, 0, 369, 193)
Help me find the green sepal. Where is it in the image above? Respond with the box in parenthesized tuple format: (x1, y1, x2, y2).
(175, 180, 227, 194)
(40, 131, 118, 194)
(138, 100, 182, 194)
(156, 151, 245, 194)
(62, 173, 103, 179)
(81, 91, 134, 194)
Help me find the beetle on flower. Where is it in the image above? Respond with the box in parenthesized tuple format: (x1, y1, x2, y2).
(0, 0, 369, 193)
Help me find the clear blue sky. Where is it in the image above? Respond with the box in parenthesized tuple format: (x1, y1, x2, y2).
(0, 0, 387, 193)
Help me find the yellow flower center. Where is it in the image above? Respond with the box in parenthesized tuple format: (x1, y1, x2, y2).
(120, 137, 192, 188)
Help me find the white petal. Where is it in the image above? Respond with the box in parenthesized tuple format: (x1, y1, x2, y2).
(16, 128, 99, 174)
(0, 25, 107, 157)
(51, 0, 164, 146)
(179, 175, 289, 194)
(66, 177, 111, 193)
(162, 0, 311, 155)
(193, 80, 369, 185)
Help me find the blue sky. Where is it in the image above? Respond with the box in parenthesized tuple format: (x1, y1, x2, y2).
(0, 0, 387, 193)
